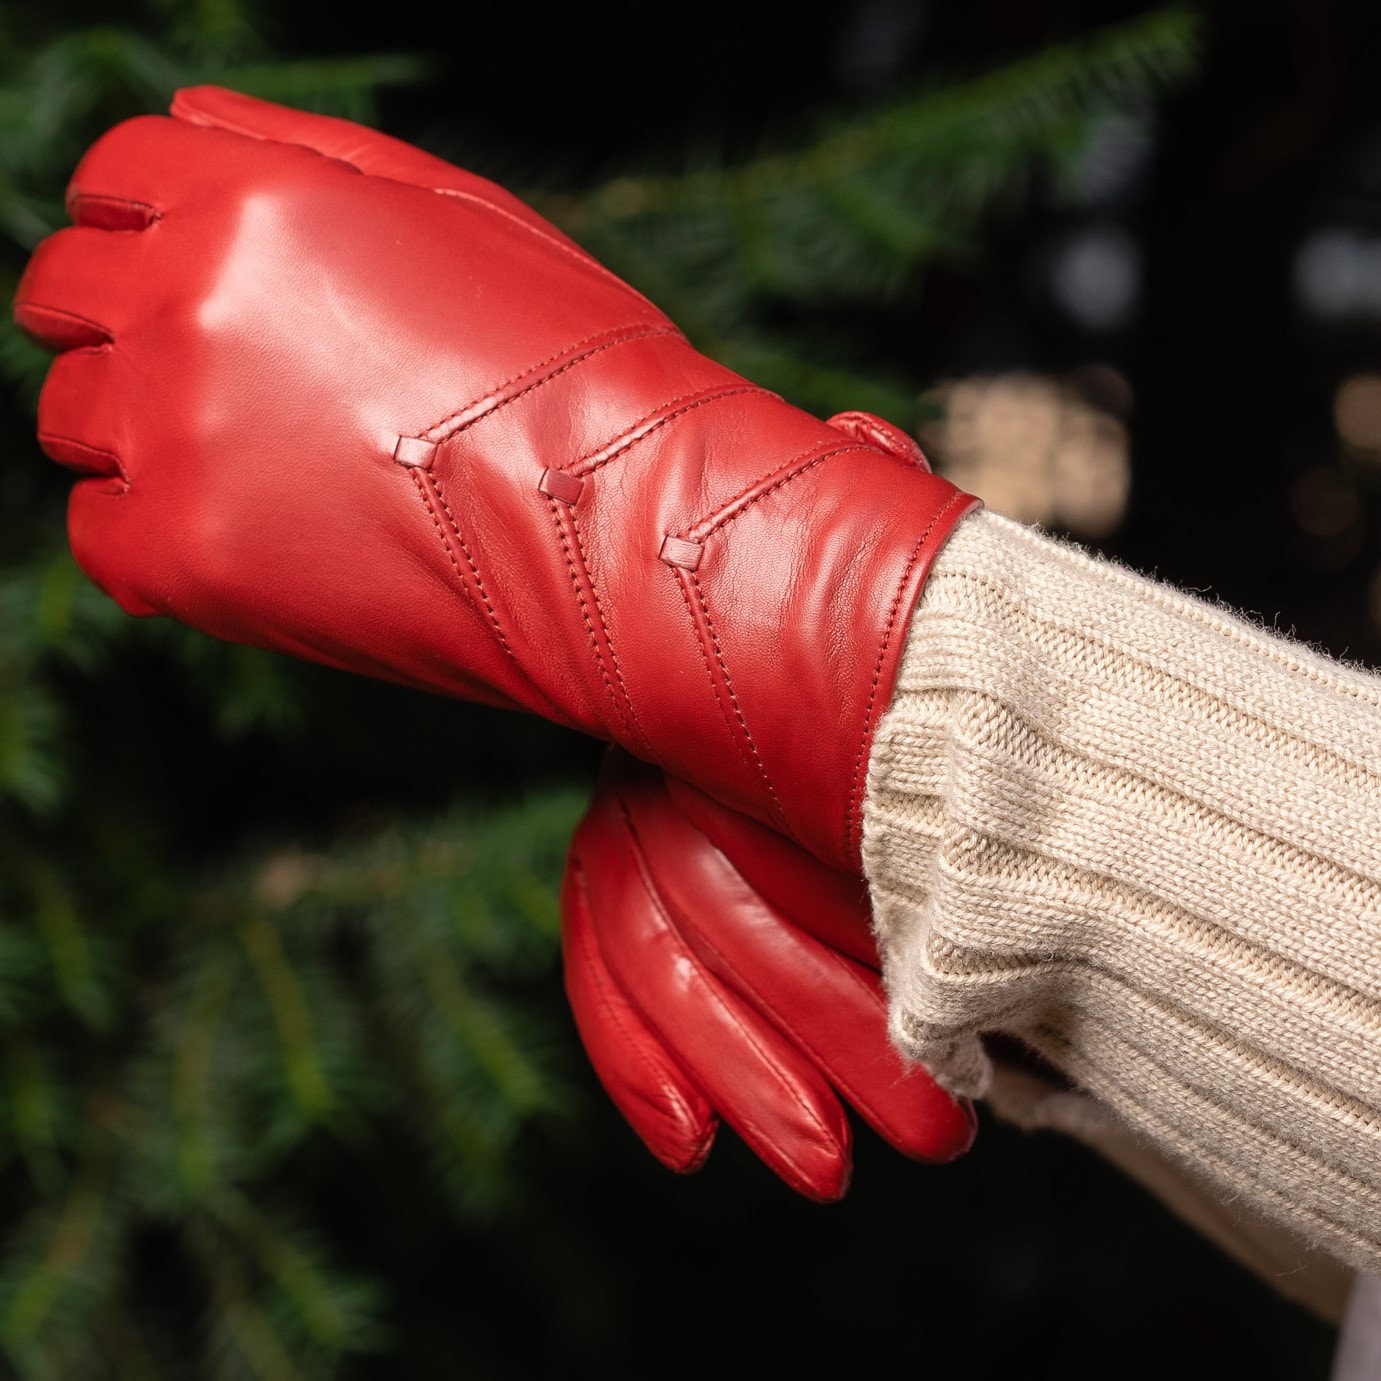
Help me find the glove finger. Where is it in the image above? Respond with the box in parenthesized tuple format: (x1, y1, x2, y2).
(169, 87, 629, 290)
(36, 345, 127, 479)
(665, 773, 881, 967)
(15, 225, 152, 352)
(583, 792, 854, 1202)
(562, 850, 718, 1174)
(636, 779, 977, 1163)
(729, 947, 976, 1163)
(67, 478, 154, 616)
(62, 114, 246, 224)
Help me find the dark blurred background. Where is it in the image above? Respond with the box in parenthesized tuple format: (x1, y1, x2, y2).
(0, 0, 1376, 1376)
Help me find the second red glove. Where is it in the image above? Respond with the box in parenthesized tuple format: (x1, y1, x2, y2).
(563, 753, 976, 1199)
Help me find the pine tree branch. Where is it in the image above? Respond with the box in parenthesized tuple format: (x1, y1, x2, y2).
(550, 7, 1198, 226)
(237, 916, 333, 1124)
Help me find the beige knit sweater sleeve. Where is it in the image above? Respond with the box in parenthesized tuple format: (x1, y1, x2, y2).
(861, 507, 1381, 1287)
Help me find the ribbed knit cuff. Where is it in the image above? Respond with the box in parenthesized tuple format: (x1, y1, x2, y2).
(862, 508, 1381, 1279)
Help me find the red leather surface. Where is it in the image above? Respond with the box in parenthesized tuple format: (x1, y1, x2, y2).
(562, 753, 976, 1199)
(15, 87, 980, 869)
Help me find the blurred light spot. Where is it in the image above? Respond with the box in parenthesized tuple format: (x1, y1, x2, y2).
(1069, 112, 1154, 207)
(255, 850, 316, 908)
(1050, 226, 1141, 332)
(1334, 373, 1381, 455)
(921, 372, 1131, 538)
(1294, 229, 1381, 320)
(1291, 468, 1361, 540)
(1052, 408, 1131, 540)
(835, 0, 928, 92)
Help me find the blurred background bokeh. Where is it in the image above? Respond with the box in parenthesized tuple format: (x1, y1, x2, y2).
(0, 0, 1375, 1375)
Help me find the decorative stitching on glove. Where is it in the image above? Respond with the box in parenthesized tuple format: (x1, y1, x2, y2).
(673, 568, 791, 838)
(411, 462, 537, 674)
(572, 504, 655, 753)
(548, 494, 653, 754)
(410, 467, 573, 723)
(845, 487, 973, 859)
(424, 323, 681, 442)
(573, 383, 762, 477)
(683, 442, 873, 543)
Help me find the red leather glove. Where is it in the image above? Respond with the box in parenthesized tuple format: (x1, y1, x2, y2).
(563, 752, 975, 1200)
(14, 88, 979, 869)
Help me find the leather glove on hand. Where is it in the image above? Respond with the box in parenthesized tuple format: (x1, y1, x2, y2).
(15, 87, 979, 870)
(563, 751, 975, 1200)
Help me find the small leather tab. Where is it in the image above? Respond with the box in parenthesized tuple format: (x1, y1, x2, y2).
(539, 468, 584, 504)
(826, 410, 930, 472)
(659, 535, 703, 570)
(393, 436, 438, 469)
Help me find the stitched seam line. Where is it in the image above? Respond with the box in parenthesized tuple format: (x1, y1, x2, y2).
(550, 498, 633, 739)
(845, 488, 972, 857)
(685, 444, 873, 543)
(575, 384, 761, 477)
(676, 575, 764, 791)
(428, 474, 517, 659)
(412, 470, 479, 615)
(684, 570, 789, 833)
(441, 328, 673, 438)
(425, 324, 680, 441)
(411, 469, 527, 664)
(412, 470, 573, 723)
(570, 505, 654, 752)
(619, 800, 834, 1196)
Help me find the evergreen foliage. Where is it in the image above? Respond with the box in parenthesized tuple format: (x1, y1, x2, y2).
(0, 3, 1196, 1373)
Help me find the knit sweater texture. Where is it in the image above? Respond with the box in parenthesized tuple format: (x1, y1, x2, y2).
(862, 508, 1381, 1291)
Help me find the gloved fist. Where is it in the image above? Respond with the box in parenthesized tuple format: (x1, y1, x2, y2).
(563, 752, 975, 1199)
(15, 88, 978, 868)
